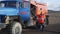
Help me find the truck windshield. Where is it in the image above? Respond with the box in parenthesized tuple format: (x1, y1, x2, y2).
(0, 1, 19, 8)
(24, 2, 29, 8)
(21, 1, 29, 8)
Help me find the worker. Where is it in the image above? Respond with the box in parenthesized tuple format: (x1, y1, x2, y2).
(37, 12, 45, 32)
(35, 5, 48, 31)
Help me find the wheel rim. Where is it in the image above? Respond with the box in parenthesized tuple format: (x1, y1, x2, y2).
(15, 27, 20, 34)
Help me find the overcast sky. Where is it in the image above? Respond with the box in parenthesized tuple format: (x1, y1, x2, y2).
(35, 0, 60, 11)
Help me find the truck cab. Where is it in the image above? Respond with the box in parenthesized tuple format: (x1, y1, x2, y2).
(0, 0, 22, 34)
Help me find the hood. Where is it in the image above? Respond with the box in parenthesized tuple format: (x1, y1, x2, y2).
(0, 8, 19, 16)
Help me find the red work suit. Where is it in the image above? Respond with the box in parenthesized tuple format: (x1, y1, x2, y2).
(37, 14, 45, 24)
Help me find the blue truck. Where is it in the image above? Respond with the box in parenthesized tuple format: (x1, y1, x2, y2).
(0, 0, 36, 34)
(0, 0, 49, 34)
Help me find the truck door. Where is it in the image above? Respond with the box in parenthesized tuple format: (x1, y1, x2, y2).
(19, 1, 30, 21)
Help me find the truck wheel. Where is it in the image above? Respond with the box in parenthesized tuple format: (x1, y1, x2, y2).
(8, 22, 22, 34)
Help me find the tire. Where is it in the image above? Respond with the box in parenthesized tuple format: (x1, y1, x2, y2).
(7, 22, 22, 34)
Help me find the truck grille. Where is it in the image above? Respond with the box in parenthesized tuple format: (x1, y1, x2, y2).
(0, 15, 5, 23)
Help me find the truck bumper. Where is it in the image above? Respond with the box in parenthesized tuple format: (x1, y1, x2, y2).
(0, 23, 6, 28)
